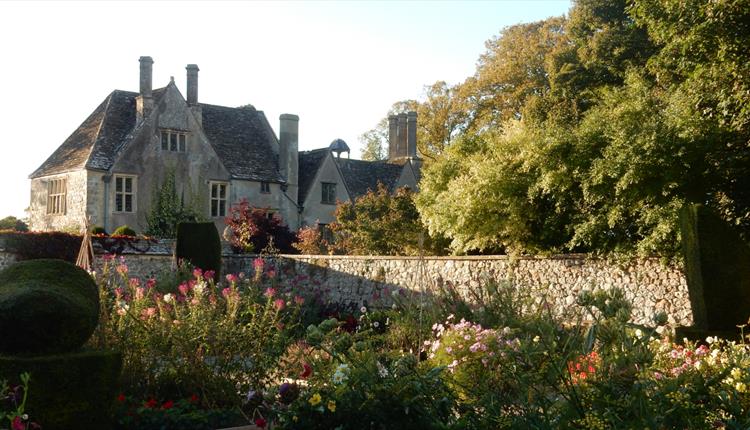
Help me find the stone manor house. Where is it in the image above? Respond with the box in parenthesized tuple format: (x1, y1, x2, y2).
(29, 57, 421, 234)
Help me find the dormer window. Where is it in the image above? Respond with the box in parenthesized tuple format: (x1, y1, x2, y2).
(160, 130, 187, 152)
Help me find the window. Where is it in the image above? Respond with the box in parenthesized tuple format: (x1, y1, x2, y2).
(210, 182, 228, 217)
(46, 178, 66, 215)
(114, 175, 136, 213)
(321, 182, 336, 205)
(260, 181, 271, 194)
(160, 130, 187, 152)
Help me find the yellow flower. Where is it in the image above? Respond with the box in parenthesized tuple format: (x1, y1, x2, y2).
(327, 400, 336, 412)
(293, 416, 299, 422)
(732, 368, 743, 380)
(309, 393, 322, 406)
(737, 382, 747, 393)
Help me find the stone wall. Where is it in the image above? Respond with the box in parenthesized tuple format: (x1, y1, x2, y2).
(0, 241, 692, 328)
(225, 254, 692, 328)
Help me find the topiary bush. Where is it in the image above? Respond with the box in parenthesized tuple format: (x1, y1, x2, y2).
(92, 225, 108, 236)
(0, 259, 100, 354)
(112, 225, 137, 237)
(0, 350, 122, 430)
(175, 222, 221, 280)
(679, 204, 750, 331)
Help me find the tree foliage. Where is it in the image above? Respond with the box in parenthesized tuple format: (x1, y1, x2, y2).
(0, 216, 28, 232)
(224, 201, 297, 254)
(331, 184, 448, 256)
(412, 0, 750, 257)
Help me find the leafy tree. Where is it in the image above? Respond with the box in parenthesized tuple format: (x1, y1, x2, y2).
(331, 184, 448, 256)
(224, 201, 297, 254)
(144, 170, 201, 239)
(0, 216, 28, 232)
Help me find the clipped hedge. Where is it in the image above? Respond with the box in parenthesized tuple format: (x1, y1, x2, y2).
(0, 350, 122, 430)
(112, 225, 137, 237)
(680, 204, 750, 330)
(175, 222, 221, 280)
(0, 231, 82, 262)
(0, 259, 99, 354)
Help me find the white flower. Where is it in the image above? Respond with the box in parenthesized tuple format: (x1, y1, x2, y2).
(533, 336, 540, 343)
(502, 327, 512, 335)
(634, 329, 643, 338)
(706, 336, 715, 344)
(163, 293, 174, 303)
(360, 306, 367, 313)
(373, 321, 380, 328)
(194, 283, 205, 295)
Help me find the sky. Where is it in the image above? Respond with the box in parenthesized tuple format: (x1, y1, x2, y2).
(0, 0, 571, 219)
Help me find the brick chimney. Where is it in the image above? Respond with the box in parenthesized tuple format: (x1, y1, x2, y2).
(279, 114, 299, 204)
(136, 56, 154, 125)
(388, 115, 398, 160)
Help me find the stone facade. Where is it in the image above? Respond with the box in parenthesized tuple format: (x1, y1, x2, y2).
(29, 170, 89, 232)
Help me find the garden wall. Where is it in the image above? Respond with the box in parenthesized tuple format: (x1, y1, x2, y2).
(0, 237, 692, 328)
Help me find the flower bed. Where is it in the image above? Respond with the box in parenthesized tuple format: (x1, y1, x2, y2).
(86, 255, 750, 429)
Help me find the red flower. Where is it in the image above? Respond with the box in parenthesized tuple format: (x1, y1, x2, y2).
(144, 398, 158, 408)
(11, 416, 24, 430)
(254, 417, 267, 428)
(300, 362, 313, 379)
(162, 399, 174, 410)
(116, 393, 126, 403)
(189, 393, 200, 403)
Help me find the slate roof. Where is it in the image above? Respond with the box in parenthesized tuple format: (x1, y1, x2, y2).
(31, 87, 283, 182)
(200, 104, 284, 182)
(334, 157, 404, 200)
(298, 149, 329, 205)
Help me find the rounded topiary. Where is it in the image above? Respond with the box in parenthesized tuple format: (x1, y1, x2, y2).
(176, 222, 222, 280)
(0, 259, 100, 354)
(112, 225, 136, 237)
(91, 225, 108, 236)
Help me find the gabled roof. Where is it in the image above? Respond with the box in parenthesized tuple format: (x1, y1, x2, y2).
(200, 104, 284, 182)
(334, 157, 404, 200)
(298, 148, 330, 205)
(30, 89, 142, 178)
(31, 87, 283, 182)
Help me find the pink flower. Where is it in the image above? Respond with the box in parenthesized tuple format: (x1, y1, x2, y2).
(274, 299, 285, 311)
(11, 416, 24, 430)
(114, 287, 124, 298)
(102, 253, 115, 262)
(222, 287, 232, 298)
(226, 273, 238, 283)
(135, 287, 145, 300)
(141, 307, 157, 319)
(129, 278, 141, 288)
(146, 278, 157, 289)
(204, 270, 215, 281)
(253, 257, 264, 271)
(264, 287, 276, 298)
(239, 272, 246, 279)
(294, 295, 305, 305)
(116, 263, 128, 275)
(193, 268, 203, 279)
(266, 269, 276, 279)
(178, 283, 190, 296)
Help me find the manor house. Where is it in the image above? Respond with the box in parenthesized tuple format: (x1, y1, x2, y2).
(28, 57, 421, 234)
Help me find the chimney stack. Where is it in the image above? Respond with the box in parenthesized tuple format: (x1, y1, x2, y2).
(388, 115, 398, 160)
(407, 111, 417, 157)
(397, 113, 408, 159)
(136, 56, 154, 125)
(186, 64, 199, 105)
(279, 114, 300, 206)
(139, 56, 153, 97)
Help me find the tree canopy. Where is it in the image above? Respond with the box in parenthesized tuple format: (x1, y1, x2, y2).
(408, 0, 750, 256)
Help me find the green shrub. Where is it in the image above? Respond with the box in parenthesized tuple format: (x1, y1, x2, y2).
(175, 222, 221, 280)
(0, 231, 82, 262)
(0, 259, 100, 354)
(112, 225, 137, 237)
(92, 225, 108, 236)
(0, 350, 122, 430)
(0, 216, 28, 232)
(114, 394, 244, 430)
